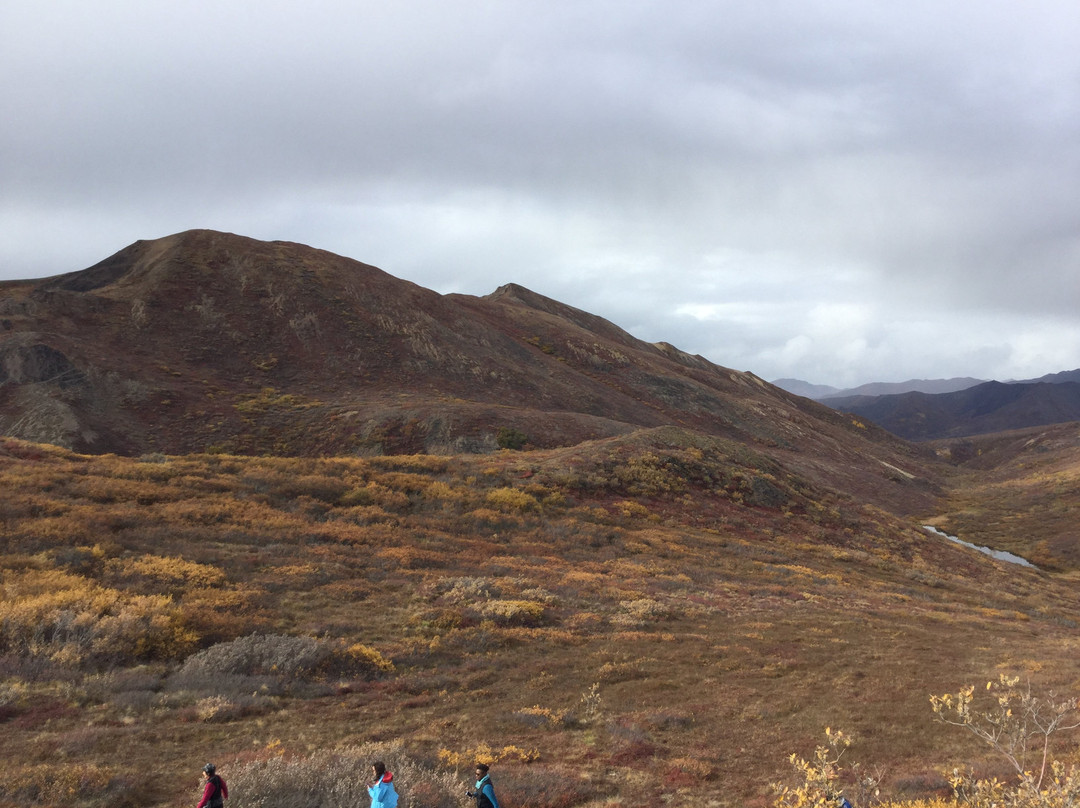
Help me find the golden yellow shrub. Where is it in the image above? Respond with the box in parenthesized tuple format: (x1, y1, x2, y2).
(485, 487, 539, 512)
(0, 568, 196, 664)
(477, 599, 546, 626)
(106, 554, 226, 591)
(344, 643, 395, 674)
(438, 743, 540, 768)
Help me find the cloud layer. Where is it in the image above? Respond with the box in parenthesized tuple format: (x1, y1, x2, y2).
(3, 0, 1079, 386)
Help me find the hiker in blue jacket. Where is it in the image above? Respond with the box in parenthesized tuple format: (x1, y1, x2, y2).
(466, 763, 500, 808)
(367, 761, 398, 808)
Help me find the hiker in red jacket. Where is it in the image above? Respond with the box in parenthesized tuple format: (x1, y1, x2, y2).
(196, 763, 227, 808)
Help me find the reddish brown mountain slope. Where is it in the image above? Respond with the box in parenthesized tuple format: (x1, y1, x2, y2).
(0, 229, 941, 514)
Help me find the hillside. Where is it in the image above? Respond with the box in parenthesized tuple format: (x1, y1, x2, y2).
(0, 229, 940, 516)
(926, 421, 1080, 572)
(828, 380, 1080, 440)
(4, 433, 1080, 808)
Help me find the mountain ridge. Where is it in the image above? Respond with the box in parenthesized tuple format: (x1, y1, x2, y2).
(828, 379, 1080, 441)
(772, 376, 987, 399)
(0, 228, 940, 517)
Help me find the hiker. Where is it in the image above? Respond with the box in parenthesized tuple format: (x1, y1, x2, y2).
(367, 761, 399, 808)
(465, 763, 500, 808)
(196, 764, 227, 808)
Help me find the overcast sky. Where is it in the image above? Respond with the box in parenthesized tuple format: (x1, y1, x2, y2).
(3, 1, 1079, 387)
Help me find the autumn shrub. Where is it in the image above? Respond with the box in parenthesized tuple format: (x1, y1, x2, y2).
(271, 474, 350, 504)
(79, 666, 163, 711)
(486, 487, 540, 512)
(171, 633, 393, 698)
(448, 507, 523, 535)
(177, 587, 271, 644)
(375, 545, 446, 570)
(772, 727, 873, 808)
(608, 738, 658, 767)
(226, 742, 461, 808)
(496, 426, 529, 450)
(437, 576, 500, 603)
(338, 482, 409, 512)
(182, 693, 273, 723)
(367, 454, 451, 475)
(103, 553, 226, 595)
(437, 743, 540, 768)
(343, 642, 396, 675)
(2, 763, 148, 808)
(0, 678, 26, 721)
(513, 705, 572, 728)
(930, 675, 1080, 808)
(475, 599, 547, 627)
(420, 480, 467, 507)
(0, 568, 197, 667)
(612, 596, 670, 627)
(665, 756, 715, 785)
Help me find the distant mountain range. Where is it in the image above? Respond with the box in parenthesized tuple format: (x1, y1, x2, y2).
(774, 372, 1080, 441)
(772, 377, 986, 399)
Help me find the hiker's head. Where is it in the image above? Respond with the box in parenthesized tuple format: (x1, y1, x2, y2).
(372, 761, 386, 778)
(203, 764, 216, 777)
(475, 763, 489, 777)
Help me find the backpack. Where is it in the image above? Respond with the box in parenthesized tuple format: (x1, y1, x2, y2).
(207, 775, 225, 808)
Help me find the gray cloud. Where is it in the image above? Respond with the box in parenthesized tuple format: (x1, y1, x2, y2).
(2, 0, 1079, 387)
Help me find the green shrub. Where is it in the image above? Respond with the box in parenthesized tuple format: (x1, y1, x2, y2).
(496, 427, 529, 450)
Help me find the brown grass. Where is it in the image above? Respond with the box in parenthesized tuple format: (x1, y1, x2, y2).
(3, 432, 1080, 806)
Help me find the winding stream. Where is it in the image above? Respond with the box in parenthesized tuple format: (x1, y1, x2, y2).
(922, 525, 1038, 569)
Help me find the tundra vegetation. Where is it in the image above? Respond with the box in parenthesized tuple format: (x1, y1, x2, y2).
(3, 429, 1080, 807)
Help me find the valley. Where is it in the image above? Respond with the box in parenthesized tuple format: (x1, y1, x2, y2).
(2, 231, 1079, 807)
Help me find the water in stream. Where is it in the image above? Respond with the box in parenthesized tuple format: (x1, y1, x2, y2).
(922, 525, 1038, 569)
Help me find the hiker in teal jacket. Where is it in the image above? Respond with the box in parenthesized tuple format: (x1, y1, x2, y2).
(466, 763, 500, 808)
(367, 761, 398, 808)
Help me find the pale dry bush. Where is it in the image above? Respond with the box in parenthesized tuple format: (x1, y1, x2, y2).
(170, 633, 393, 698)
(437, 576, 499, 603)
(612, 597, 670, 627)
(513, 704, 572, 729)
(79, 666, 162, 711)
(195, 695, 234, 721)
(931, 675, 1080, 808)
(226, 742, 460, 808)
(0, 679, 27, 707)
(179, 634, 326, 679)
